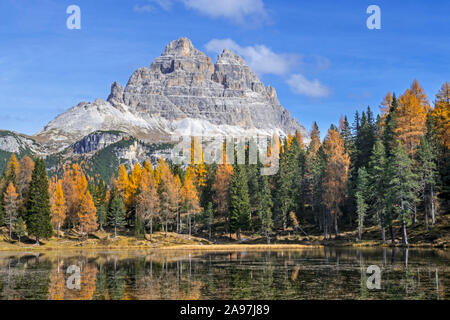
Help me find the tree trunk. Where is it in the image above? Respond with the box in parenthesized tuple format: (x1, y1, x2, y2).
(165, 221, 168, 238)
(114, 225, 117, 238)
(150, 217, 153, 241)
(431, 185, 435, 225)
(402, 221, 408, 246)
(413, 204, 417, 225)
(389, 224, 395, 244)
(381, 225, 386, 244)
(36, 236, 40, 245)
(334, 210, 339, 238)
(9, 220, 12, 240)
(188, 212, 191, 240)
(425, 202, 429, 231)
(57, 222, 60, 239)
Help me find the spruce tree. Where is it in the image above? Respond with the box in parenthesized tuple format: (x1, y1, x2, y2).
(383, 93, 398, 157)
(229, 164, 250, 240)
(385, 141, 418, 245)
(204, 201, 213, 240)
(134, 212, 145, 239)
(108, 196, 126, 238)
(258, 175, 273, 244)
(25, 158, 52, 244)
(15, 217, 26, 243)
(368, 140, 388, 243)
(415, 136, 438, 230)
(355, 167, 368, 240)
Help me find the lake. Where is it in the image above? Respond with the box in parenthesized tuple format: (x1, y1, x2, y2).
(0, 248, 448, 300)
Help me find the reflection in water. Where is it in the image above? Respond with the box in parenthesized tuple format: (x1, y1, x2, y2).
(0, 248, 448, 300)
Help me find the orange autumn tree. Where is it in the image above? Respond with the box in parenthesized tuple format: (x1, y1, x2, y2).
(129, 162, 143, 204)
(136, 168, 160, 240)
(62, 164, 88, 227)
(79, 191, 97, 239)
(116, 164, 131, 206)
(322, 128, 350, 238)
(212, 162, 233, 233)
(17, 156, 34, 201)
(379, 92, 394, 134)
(51, 182, 66, 238)
(181, 171, 200, 239)
(430, 81, 450, 149)
(394, 81, 429, 156)
(295, 130, 305, 150)
(156, 158, 178, 237)
(4, 182, 19, 239)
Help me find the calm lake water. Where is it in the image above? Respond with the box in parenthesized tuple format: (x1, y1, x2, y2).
(0, 248, 448, 300)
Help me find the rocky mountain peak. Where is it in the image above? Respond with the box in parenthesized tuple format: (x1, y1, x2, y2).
(216, 49, 246, 66)
(162, 37, 197, 57)
(107, 81, 124, 105)
(33, 37, 309, 153)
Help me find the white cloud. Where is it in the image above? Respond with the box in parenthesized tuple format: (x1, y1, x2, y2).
(287, 74, 331, 98)
(133, 4, 154, 13)
(182, 0, 267, 24)
(133, 0, 173, 13)
(205, 38, 299, 76)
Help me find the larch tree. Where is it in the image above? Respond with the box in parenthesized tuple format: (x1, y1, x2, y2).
(322, 128, 350, 238)
(212, 163, 233, 234)
(25, 158, 53, 244)
(4, 182, 19, 240)
(136, 169, 160, 241)
(51, 182, 66, 238)
(430, 82, 450, 212)
(181, 173, 200, 239)
(79, 191, 98, 239)
(116, 164, 131, 208)
(17, 156, 35, 211)
(395, 87, 428, 156)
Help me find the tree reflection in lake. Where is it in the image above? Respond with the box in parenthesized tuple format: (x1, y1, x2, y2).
(0, 248, 448, 300)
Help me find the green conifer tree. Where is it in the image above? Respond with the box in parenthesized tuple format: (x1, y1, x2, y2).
(229, 165, 250, 240)
(108, 196, 126, 238)
(385, 141, 418, 245)
(25, 158, 52, 244)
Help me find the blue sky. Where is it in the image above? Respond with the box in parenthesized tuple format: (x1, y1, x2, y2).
(1, 0, 449, 138)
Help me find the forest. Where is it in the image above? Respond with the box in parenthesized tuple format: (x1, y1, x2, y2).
(0, 80, 449, 246)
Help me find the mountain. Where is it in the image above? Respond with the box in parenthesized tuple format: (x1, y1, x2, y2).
(1, 38, 308, 179)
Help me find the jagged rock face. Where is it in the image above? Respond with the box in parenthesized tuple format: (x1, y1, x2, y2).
(72, 131, 125, 154)
(33, 37, 308, 153)
(121, 38, 302, 132)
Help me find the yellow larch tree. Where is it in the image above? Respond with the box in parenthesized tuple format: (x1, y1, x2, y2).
(322, 128, 350, 238)
(78, 190, 98, 239)
(394, 88, 428, 156)
(430, 82, 450, 149)
(51, 182, 67, 238)
(181, 173, 200, 239)
(136, 169, 160, 240)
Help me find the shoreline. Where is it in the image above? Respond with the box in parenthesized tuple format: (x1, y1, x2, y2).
(0, 241, 447, 252)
